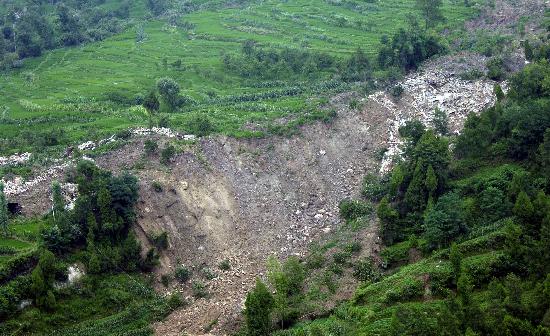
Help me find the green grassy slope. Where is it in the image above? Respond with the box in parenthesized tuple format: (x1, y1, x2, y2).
(0, 0, 478, 154)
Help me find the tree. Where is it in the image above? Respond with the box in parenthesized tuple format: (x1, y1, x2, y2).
(416, 0, 445, 28)
(449, 243, 462, 285)
(146, 0, 169, 16)
(244, 278, 274, 336)
(423, 193, 467, 249)
(0, 183, 8, 237)
(156, 77, 180, 112)
(161, 144, 176, 164)
(494, 83, 505, 101)
(31, 249, 57, 310)
(513, 191, 534, 224)
(378, 196, 400, 244)
(51, 181, 65, 222)
(538, 128, 550, 177)
(267, 256, 305, 329)
(425, 165, 437, 202)
(143, 90, 160, 115)
(524, 40, 534, 61)
(479, 187, 511, 223)
(432, 108, 448, 135)
(399, 119, 426, 158)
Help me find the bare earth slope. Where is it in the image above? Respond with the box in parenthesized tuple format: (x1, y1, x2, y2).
(2, 52, 507, 335)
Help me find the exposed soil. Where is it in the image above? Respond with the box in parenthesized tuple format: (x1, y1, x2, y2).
(3, 52, 503, 335)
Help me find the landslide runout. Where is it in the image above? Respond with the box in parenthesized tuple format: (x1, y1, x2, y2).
(3, 53, 502, 335)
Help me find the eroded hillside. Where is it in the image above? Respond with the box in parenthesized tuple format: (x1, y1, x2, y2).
(0, 50, 509, 334)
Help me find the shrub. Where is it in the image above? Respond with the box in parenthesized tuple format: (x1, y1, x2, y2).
(160, 274, 171, 287)
(175, 265, 191, 283)
(152, 181, 163, 192)
(218, 260, 231, 271)
(487, 57, 506, 80)
(384, 277, 424, 304)
(344, 242, 362, 254)
(163, 293, 182, 313)
(144, 139, 158, 156)
(160, 144, 176, 164)
(306, 253, 326, 269)
(353, 258, 381, 282)
(202, 268, 217, 280)
(192, 281, 208, 299)
(362, 173, 387, 201)
(333, 250, 352, 265)
(339, 199, 372, 221)
(187, 114, 215, 137)
(151, 231, 168, 250)
(390, 84, 404, 99)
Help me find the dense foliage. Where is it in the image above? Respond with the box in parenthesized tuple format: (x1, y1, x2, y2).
(0, 0, 133, 69)
(0, 161, 174, 334)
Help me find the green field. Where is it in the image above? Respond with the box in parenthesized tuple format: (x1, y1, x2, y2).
(0, 0, 478, 155)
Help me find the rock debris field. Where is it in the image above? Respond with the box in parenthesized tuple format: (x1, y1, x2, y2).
(1, 54, 505, 335)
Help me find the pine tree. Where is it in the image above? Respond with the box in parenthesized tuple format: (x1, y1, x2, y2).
(0, 182, 8, 237)
(494, 83, 505, 101)
(425, 164, 437, 202)
(51, 181, 65, 222)
(389, 164, 404, 198)
(432, 108, 449, 135)
(378, 196, 400, 244)
(450, 243, 462, 285)
(31, 249, 57, 309)
(513, 191, 534, 224)
(244, 278, 274, 336)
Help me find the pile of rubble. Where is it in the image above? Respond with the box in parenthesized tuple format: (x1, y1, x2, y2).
(0, 152, 32, 167)
(132, 127, 196, 141)
(368, 58, 503, 174)
(3, 162, 70, 196)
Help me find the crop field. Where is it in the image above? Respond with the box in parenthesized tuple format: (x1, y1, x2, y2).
(0, 0, 479, 155)
(0, 218, 43, 267)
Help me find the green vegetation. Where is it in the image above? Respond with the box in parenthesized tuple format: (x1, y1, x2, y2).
(242, 46, 550, 336)
(0, 161, 179, 334)
(0, 0, 478, 156)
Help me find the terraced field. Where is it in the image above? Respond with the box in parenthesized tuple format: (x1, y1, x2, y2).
(0, 0, 479, 154)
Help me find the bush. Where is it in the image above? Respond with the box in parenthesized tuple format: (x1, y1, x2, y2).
(187, 115, 215, 137)
(362, 173, 387, 201)
(160, 274, 171, 287)
(353, 258, 380, 282)
(384, 277, 424, 304)
(202, 268, 217, 280)
(192, 281, 208, 299)
(160, 145, 176, 164)
(144, 139, 158, 156)
(487, 57, 506, 80)
(390, 84, 404, 99)
(306, 253, 326, 269)
(339, 199, 372, 221)
(152, 181, 163, 192)
(218, 260, 231, 271)
(175, 265, 191, 283)
(333, 250, 352, 265)
(151, 231, 168, 250)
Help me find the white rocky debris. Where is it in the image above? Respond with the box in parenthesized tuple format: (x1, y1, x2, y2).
(369, 67, 504, 174)
(0, 152, 32, 167)
(3, 162, 70, 196)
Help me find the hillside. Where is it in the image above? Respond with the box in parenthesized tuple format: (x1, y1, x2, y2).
(0, 0, 549, 335)
(0, 0, 477, 154)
